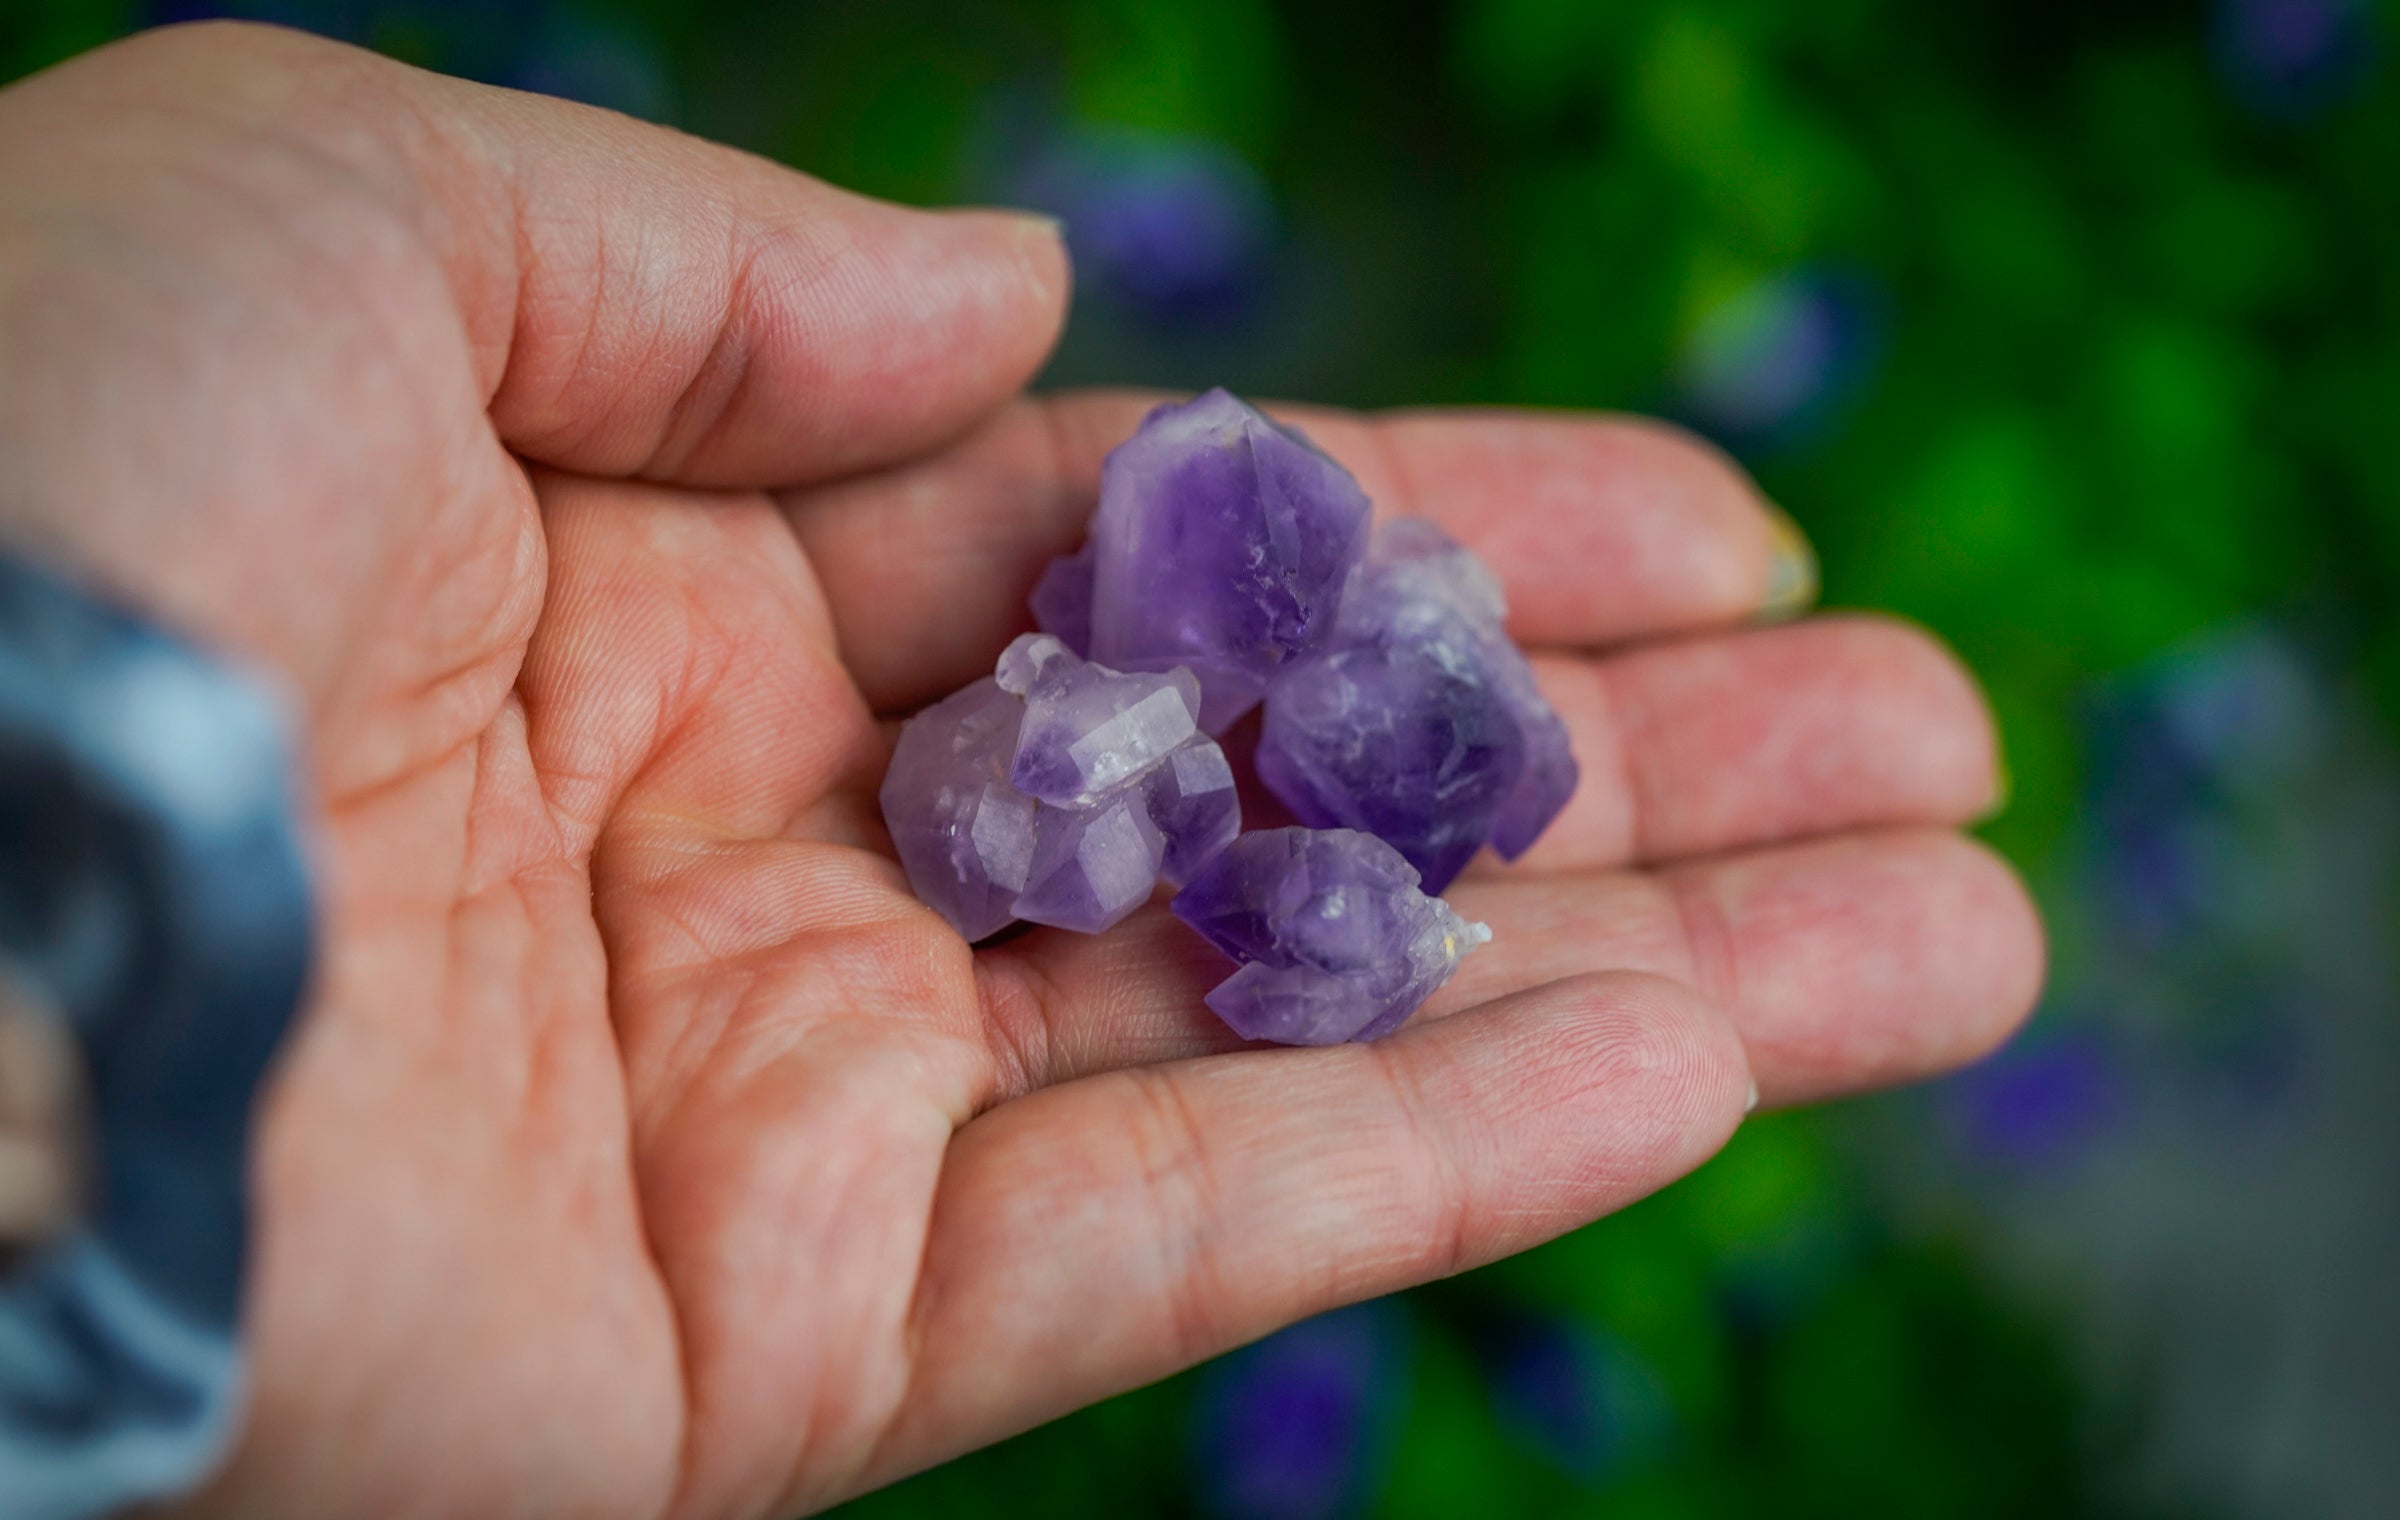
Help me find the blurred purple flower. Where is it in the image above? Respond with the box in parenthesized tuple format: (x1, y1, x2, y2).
(1673, 267, 1885, 456)
(1476, 1314, 1672, 1481)
(2212, 0, 2381, 118)
(1188, 1303, 1404, 1520)
(1012, 129, 1277, 329)
(1941, 1027, 2127, 1172)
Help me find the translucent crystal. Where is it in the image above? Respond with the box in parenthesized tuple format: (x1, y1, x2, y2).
(1171, 827, 1491, 1045)
(1256, 519, 1577, 892)
(999, 632, 1201, 806)
(1084, 388, 1372, 733)
(882, 643, 1238, 940)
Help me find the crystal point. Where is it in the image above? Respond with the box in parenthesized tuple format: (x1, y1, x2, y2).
(1087, 389, 1372, 732)
(1171, 827, 1489, 1045)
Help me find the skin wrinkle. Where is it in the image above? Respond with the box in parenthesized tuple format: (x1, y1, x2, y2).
(1119, 1063, 1239, 1372)
(1364, 1037, 1479, 1282)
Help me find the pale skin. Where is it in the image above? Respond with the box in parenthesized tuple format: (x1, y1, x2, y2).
(0, 22, 2044, 1520)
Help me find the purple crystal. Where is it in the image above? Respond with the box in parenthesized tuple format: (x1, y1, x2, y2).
(1085, 388, 1372, 733)
(882, 642, 1240, 940)
(879, 677, 1040, 941)
(999, 633, 1201, 805)
(1171, 827, 1490, 1045)
(1029, 540, 1095, 656)
(1256, 519, 1577, 892)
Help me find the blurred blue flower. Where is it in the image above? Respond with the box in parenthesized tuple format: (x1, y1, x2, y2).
(1012, 128, 1277, 329)
(2212, 0, 2381, 119)
(1187, 1303, 1405, 1520)
(1475, 1314, 1673, 1482)
(1940, 1026, 2127, 1172)
(1673, 267, 1886, 457)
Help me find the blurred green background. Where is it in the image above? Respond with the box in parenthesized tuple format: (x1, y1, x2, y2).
(9, 1, 2397, 1515)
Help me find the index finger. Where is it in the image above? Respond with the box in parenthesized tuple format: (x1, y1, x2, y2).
(787, 392, 1814, 714)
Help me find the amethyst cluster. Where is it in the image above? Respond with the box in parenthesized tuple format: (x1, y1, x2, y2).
(881, 388, 1577, 1043)
(880, 633, 1238, 940)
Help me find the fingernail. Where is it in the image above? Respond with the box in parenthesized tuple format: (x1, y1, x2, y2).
(1757, 502, 1818, 622)
(1974, 743, 2014, 828)
(1744, 1079, 1760, 1114)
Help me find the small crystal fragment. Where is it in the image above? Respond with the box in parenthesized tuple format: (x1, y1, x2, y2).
(1255, 519, 1578, 892)
(999, 632, 1202, 806)
(1171, 827, 1491, 1045)
(1084, 388, 1372, 733)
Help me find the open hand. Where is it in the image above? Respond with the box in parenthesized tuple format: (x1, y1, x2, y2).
(0, 24, 2043, 1518)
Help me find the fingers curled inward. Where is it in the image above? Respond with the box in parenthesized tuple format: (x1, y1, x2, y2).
(855, 971, 1748, 1493)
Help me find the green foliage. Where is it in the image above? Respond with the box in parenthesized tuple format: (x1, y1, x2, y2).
(10, 1, 2394, 1512)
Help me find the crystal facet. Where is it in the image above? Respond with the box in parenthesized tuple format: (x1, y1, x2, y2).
(1082, 388, 1372, 732)
(1171, 827, 1491, 1045)
(879, 677, 1040, 941)
(881, 642, 1239, 940)
(999, 633, 1202, 806)
(1255, 519, 1578, 892)
(1014, 793, 1167, 932)
(1143, 737, 1242, 885)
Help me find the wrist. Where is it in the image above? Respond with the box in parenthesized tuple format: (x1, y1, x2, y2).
(0, 545, 314, 1520)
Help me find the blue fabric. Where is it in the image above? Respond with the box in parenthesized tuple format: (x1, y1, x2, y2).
(0, 550, 313, 1519)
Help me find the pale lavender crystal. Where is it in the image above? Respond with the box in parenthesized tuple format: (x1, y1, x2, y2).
(879, 677, 1040, 941)
(1170, 827, 1491, 1045)
(1255, 519, 1578, 893)
(998, 633, 1201, 805)
(1085, 388, 1373, 733)
(882, 641, 1239, 940)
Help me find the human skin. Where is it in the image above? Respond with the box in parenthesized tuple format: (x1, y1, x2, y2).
(0, 22, 2043, 1520)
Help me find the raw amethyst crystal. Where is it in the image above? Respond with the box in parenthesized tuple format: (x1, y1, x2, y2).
(1255, 518, 1577, 893)
(1076, 388, 1373, 732)
(880, 637, 1239, 939)
(1171, 827, 1491, 1045)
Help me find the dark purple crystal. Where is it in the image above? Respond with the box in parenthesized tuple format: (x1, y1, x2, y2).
(1255, 519, 1577, 892)
(1085, 388, 1372, 733)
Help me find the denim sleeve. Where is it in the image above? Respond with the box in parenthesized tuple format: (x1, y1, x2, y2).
(0, 549, 313, 1519)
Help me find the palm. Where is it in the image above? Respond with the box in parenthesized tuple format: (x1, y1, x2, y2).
(0, 24, 2045, 1520)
